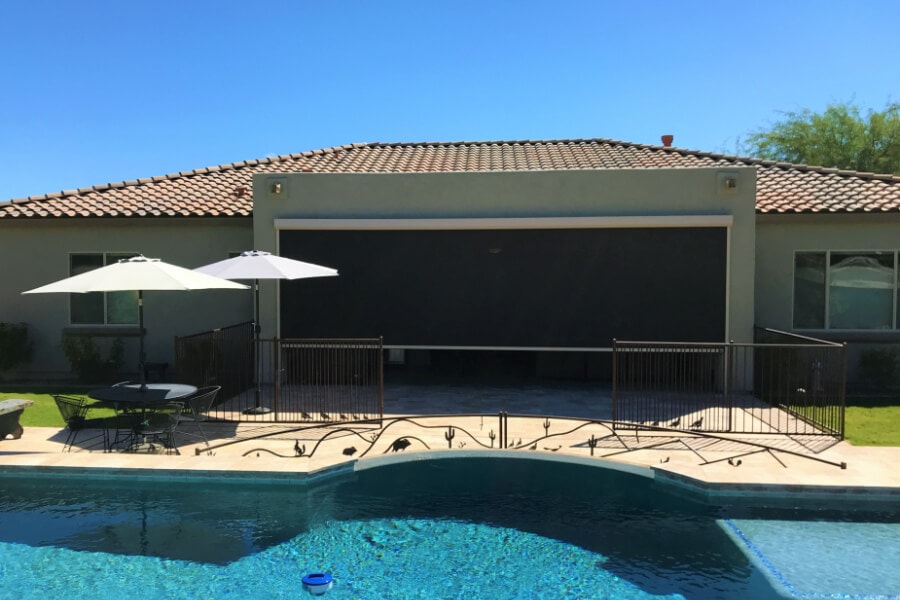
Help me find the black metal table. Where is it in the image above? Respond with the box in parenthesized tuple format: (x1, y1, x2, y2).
(88, 383, 197, 452)
(88, 383, 198, 407)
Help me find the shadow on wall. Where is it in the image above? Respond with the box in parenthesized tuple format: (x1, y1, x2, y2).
(0, 322, 34, 381)
(387, 349, 613, 384)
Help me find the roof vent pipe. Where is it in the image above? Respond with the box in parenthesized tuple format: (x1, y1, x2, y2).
(661, 135, 674, 147)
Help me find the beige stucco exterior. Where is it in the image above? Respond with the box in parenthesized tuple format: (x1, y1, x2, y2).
(252, 167, 758, 349)
(14, 164, 897, 383)
(0, 218, 252, 379)
(755, 212, 900, 377)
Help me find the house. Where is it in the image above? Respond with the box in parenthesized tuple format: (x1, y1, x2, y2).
(1, 137, 898, 384)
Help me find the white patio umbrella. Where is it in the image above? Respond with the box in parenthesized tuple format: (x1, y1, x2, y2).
(193, 250, 338, 414)
(23, 255, 248, 389)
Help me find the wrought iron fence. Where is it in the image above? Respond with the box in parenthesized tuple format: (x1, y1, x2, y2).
(276, 338, 384, 422)
(175, 324, 383, 422)
(174, 322, 254, 405)
(612, 329, 846, 437)
(197, 411, 848, 470)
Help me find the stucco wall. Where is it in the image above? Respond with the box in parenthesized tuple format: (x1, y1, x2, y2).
(0, 218, 253, 380)
(252, 168, 757, 345)
(756, 212, 900, 381)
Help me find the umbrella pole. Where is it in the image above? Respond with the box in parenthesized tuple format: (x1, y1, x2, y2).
(243, 278, 271, 415)
(138, 290, 147, 391)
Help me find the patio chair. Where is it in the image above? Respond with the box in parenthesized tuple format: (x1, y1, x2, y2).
(52, 395, 108, 452)
(177, 386, 221, 447)
(133, 402, 183, 455)
(105, 403, 143, 452)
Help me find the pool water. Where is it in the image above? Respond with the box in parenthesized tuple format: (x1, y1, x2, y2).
(722, 518, 900, 599)
(0, 458, 897, 599)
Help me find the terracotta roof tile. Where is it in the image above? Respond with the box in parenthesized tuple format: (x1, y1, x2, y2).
(2, 138, 899, 219)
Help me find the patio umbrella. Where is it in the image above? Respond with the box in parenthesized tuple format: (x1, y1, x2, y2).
(23, 255, 248, 389)
(193, 250, 338, 414)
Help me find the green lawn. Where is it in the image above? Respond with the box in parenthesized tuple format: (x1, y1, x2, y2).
(844, 404, 900, 446)
(1, 390, 116, 428)
(3, 390, 899, 446)
(2, 391, 71, 427)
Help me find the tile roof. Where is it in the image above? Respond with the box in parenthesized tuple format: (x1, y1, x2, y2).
(2, 138, 899, 218)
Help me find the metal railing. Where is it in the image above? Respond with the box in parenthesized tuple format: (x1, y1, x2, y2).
(174, 324, 383, 422)
(196, 412, 848, 470)
(612, 329, 846, 438)
(174, 322, 254, 405)
(275, 338, 384, 422)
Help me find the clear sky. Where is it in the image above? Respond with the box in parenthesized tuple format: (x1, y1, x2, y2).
(2, 0, 898, 201)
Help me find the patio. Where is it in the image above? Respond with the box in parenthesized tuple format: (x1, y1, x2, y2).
(2, 381, 899, 505)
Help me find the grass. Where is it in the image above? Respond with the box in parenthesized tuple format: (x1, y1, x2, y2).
(1, 390, 116, 428)
(2, 391, 70, 427)
(844, 397, 900, 446)
(3, 389, 899, 446)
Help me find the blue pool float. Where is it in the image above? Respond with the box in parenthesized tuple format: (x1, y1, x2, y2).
(302, 572, 334, 595)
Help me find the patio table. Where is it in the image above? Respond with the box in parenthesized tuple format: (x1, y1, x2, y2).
(88, 383, 198, 408)
(89, 383, 197, 452)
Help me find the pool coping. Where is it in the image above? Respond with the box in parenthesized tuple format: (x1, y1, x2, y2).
(3, 447, 899, 510)
(352, 448, 655, 478)
(653, 467, 900, 506)
(0, 461, 356, 485)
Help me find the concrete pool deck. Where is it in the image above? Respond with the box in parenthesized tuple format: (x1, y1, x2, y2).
(1, 381, 898, 504)
(3, 417, 899, 504)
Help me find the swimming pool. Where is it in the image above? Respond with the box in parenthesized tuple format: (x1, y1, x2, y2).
(0, 457, 898, 599)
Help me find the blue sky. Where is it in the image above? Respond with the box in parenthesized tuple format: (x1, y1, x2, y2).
(1, 0, 898, 201)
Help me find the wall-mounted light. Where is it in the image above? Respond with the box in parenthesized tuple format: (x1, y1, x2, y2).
(717, 171, 739, 195)
(270, 182, 282, 194)
(488, 248, 502, 255)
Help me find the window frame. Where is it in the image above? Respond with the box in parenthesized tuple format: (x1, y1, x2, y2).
(792, 249, 899, 331)
(68, 252, 140, 326)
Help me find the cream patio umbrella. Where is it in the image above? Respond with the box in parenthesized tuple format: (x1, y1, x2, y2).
(193, 250, 338, 414)
(23, 255, 248, 389)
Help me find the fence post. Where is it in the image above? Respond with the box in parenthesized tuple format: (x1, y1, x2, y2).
(273, 338, 280, 417)
(378, 337, 385, 419)
(611, 339, 618, 428)
(726, 340, 733, 432)
(839, 342, 847, 440)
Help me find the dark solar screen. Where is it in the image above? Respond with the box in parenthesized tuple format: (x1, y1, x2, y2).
(280, 227, 726, 347)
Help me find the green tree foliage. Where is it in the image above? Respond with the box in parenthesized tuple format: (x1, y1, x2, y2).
(744, 102, 900, 175)
(61, 334, 125, 384)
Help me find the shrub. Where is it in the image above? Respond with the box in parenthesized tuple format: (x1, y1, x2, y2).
(858, 347, 900, 388)
(61, 334, 125, 384)
(0, 322, 34, 380)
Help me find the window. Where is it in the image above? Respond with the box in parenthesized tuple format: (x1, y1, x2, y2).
(793, 250, 899, 330)
(69, 253, 139, 325)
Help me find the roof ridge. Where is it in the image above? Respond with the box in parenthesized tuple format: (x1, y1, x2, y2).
(353, 138, 900, 182)
(6, 138, 899, 205)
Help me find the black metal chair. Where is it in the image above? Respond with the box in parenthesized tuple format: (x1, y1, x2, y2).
(105, 403, 142, 452)
(52, 395, 108, 452)
(132, 402, 184, 454)
(177, 386, 221, 447)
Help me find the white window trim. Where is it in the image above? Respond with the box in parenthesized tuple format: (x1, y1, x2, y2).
(68, 251, 140, 326)
(793, 249, 899, 331)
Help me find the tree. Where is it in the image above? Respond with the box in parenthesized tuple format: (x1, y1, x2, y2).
(743, 102, 900, 175)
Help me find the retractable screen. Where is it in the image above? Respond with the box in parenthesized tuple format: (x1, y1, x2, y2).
(279, 227, 726, 347)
